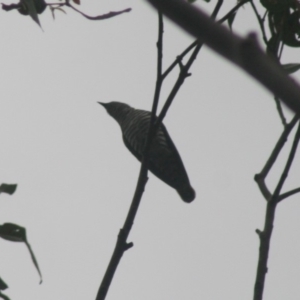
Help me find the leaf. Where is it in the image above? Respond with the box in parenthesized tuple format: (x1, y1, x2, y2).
(282, 63, 300, 74)
(0, 278, 8, 291)
(0, 291, 10, 300)
(72, 0, 80, 4)
(0, 223, 26, 242)
(20, 0, 42, 29)
(0, 223, 42, 283)
(0, 184, 17, 195)
(228, 11, 236, 30)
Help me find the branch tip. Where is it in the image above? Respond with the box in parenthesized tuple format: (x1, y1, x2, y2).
(124, 242, 133, 251)
(255, 229, 263, 237)
(254, 174, 261, 182)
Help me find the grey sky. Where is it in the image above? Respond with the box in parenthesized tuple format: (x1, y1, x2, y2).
(0, 0, 298, 300)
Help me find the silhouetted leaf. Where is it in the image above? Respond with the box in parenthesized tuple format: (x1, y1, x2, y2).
(19, 0, 43, 28)
(0, 278, 8, 291)
(0, 291, 10, 300)
(0, 223, 26, 242)
(0, 223, 42, 283)
(0, 184, 17, 195)
(228, 11, 236, 30)
(282, 63, 300, 74)
(72, 0, 80, 4)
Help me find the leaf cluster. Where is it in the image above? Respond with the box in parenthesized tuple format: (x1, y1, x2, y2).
(0, 185, 41, 300)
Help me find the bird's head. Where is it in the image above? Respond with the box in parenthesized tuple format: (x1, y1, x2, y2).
(98, 101, 132, 123)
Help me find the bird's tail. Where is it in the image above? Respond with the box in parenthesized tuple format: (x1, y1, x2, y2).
(177, 184, 196, 203)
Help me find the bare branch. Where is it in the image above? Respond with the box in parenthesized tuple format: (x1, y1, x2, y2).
(95, 11, 164, 300)
(66, 3, 131, 20)
(249, 0, 268, 44)
(274, 96, 287, 127)
(146, 0, 300, 114)
(163, 0, 224, 80)
(218, 0, 250, 24)
(253, 121, 300, 300)
(254, 115, 299, 200)
(162, 41, 198, 79)
(278, 187, 300, 202)
(157, 0, 223, 125)
(273, 121, 300, 200)
(96, 2, 225, 299)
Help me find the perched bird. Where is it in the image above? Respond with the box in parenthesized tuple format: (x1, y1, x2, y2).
(99, 101, 195, 203)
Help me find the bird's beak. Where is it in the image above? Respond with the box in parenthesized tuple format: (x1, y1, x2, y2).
(98, 102, 106, 107)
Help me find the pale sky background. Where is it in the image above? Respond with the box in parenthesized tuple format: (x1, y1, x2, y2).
(0, 0, 299, 300)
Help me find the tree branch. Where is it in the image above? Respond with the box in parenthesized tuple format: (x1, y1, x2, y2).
(218, 0, 250, 24)
(146, 0, 300, 114)
(157, 0, 223, 126)
(96, 2, 225, 298)
(95, 11, 164, 300)
(254, 115, 299, 200)
(274, 96, 287, 127)
(249, 0, 268, 44)
(278, 187, 300, 202)
(253, 120, 300, 300)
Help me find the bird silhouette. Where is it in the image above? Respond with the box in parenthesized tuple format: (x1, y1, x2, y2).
(99, 101, 195, 203)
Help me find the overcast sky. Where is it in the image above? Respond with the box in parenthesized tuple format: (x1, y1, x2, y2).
(0, 0, 299, 300)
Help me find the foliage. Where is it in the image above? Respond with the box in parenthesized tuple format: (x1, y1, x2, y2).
(0, 184, 41, 299)
(1, 0, 131, 28)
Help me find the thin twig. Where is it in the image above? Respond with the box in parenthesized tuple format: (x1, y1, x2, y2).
(278, 187, 300, 202)
(249, 0, 268, 44)
(253, 120, 300, 300)
(66, 2, 131, 20)
(259, 115, 298, 177)
(162, 41, 198, 80)
(147, 0, 300, 115)
(211, 0, 223, 20)
(272, 41, 287, 127)
(95, 11, 164, 300)
(162, 0, 224, 80)
(218, 0, 250, 24)
(273, 122, 300, 199)
(274, 96, 287, 127)
(156, 42, 201, 128)
(158, 0, 223, 125)
(254, 115, 299, 200)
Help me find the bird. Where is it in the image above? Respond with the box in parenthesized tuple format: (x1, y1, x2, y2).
(98, 101, 195, 203)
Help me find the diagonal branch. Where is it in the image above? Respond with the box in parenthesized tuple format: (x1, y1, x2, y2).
(157, 0, 223, 126)
(162, 0, 226, 81)
(249, 0, 268, 44)
(253, 120, 300, 300)
(272, 121, 300, 200)
(96, 2, 225, 299)
(278, 187, 300, 202)
(274, 96, 287, 128)
(218, 0, 250, 24)
(146, 0, 300, 114)
(65, 3, 131, 20)
(95, 11, 164, 300)
(254, 115, 299, 201)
